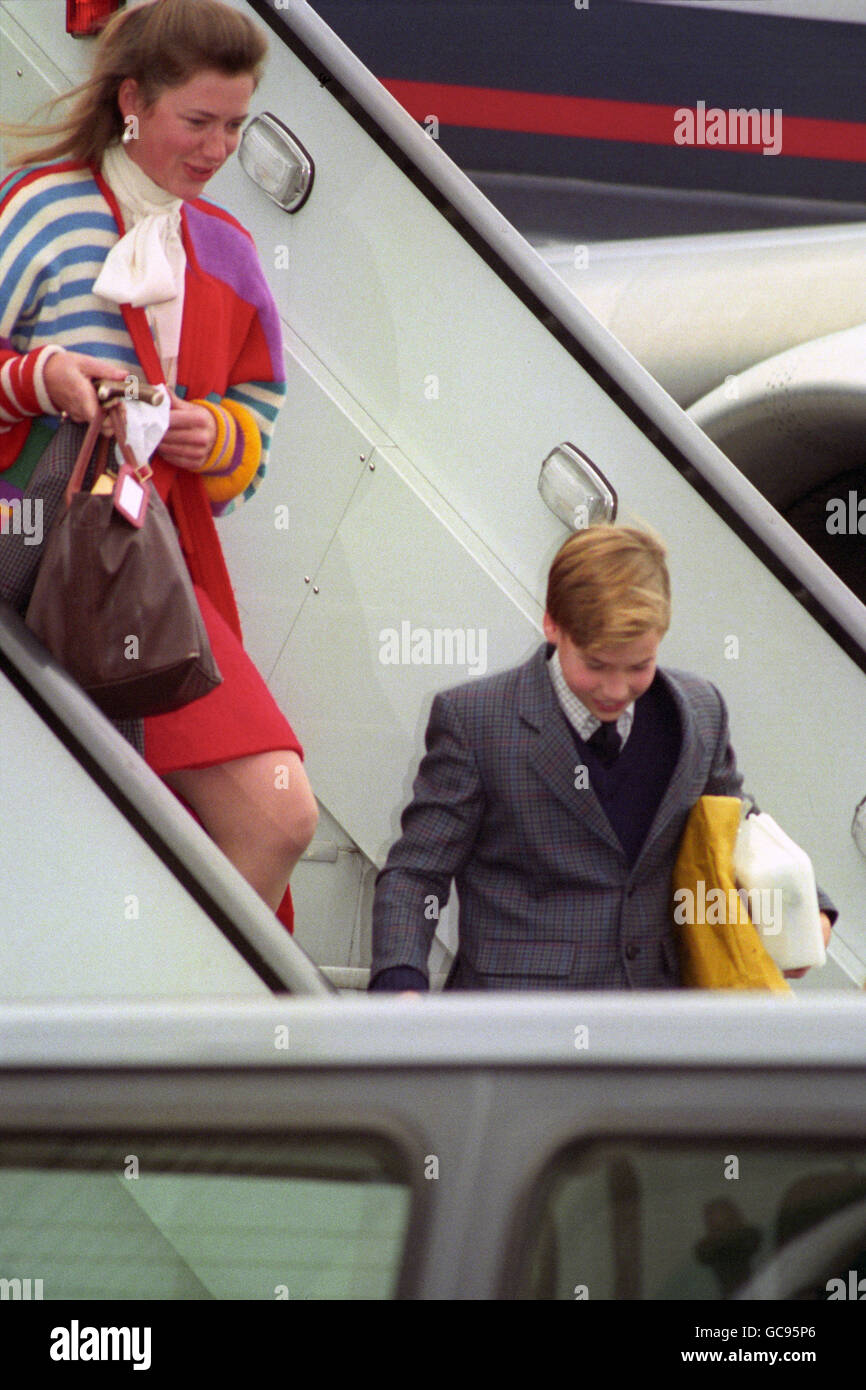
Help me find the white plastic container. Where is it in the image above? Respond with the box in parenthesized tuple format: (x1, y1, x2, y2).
(733, 811, 827, 972)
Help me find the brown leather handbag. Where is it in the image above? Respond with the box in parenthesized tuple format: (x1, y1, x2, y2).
(25, 405, 222, 719)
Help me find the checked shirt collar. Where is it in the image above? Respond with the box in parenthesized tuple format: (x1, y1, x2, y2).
(547, 647, 635, 750)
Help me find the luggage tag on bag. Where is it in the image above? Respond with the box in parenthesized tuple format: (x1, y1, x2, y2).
(113, 461, 152, 528)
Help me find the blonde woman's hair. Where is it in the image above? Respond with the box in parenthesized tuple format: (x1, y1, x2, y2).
(2, 0, 267, 168)
(546, 523, 671, 649)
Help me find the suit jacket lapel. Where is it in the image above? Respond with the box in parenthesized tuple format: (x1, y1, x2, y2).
(519, 646, 625, 855)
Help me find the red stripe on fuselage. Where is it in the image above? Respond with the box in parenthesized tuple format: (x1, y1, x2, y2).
(381, 80, 866, 162)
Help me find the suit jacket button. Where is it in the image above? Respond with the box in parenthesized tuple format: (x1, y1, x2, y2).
(625, 943, 639, 960)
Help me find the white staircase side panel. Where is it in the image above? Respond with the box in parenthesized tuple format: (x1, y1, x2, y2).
(0, 676, 272, 1000)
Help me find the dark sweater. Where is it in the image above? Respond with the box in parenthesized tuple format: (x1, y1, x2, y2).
(570, 674, 681, 867)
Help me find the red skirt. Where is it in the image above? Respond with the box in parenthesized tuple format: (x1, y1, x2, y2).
(144, 586, 303, 932)
(144, 586, 302, 772)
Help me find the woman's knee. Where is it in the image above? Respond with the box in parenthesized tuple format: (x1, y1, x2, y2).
(285, 764, 318, 859)
(164, 750, 318, 865)
(264, 751, 318, 861)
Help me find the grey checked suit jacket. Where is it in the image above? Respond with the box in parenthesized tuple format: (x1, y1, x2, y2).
(371, 643, 824, 990)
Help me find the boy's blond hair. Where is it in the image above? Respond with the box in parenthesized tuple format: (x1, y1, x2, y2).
(546, 523, 671, 649)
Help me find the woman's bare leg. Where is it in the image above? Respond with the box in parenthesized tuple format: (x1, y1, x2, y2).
(164, 750, 318, 911)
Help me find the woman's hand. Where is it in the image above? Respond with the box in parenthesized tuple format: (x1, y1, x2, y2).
(43, 350, 128, 424)
(158, 388, 217, 471)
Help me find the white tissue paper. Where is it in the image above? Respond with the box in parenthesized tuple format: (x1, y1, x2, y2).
(116, 392, 171, 470)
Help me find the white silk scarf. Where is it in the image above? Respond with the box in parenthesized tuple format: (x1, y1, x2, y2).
(95, 142, 186, 380)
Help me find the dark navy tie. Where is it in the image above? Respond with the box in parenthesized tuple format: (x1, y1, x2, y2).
(587, 720, 622, 765)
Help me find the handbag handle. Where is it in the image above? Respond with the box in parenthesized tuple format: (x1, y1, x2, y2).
(63, 405, 142, 508)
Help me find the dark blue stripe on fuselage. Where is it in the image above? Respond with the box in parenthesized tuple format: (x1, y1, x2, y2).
(309, 0, 866, 200)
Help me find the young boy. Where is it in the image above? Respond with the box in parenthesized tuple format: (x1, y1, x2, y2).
(369, 524, 833, 991)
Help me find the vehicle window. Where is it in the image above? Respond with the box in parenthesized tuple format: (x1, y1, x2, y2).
(513, 1141, 866, 1300)
(0, 1133, 412, 1300)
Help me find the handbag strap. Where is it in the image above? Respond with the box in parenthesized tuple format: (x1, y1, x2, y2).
(62, 406, 141, 508)
(91, 162, 244, 642)
(63, 414, 105, 508)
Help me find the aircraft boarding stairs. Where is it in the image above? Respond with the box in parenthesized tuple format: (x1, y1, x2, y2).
(1, 0, 865, 999)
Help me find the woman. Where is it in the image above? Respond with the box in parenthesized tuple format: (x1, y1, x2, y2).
(0, 0, 317, 930)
